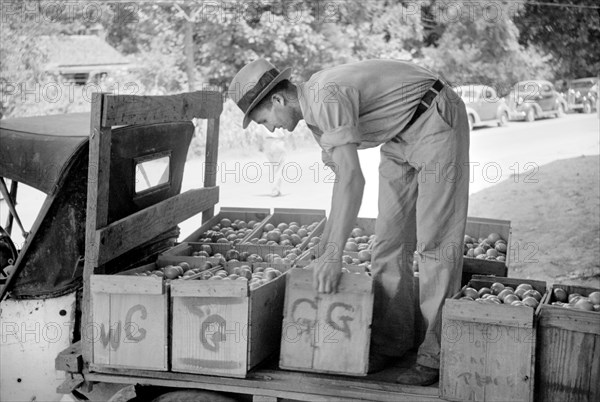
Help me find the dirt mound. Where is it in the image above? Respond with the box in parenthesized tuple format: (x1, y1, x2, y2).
(468, 155, 600, 288)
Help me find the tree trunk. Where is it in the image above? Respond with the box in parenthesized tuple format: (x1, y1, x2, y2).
(184, 19, 195, 92)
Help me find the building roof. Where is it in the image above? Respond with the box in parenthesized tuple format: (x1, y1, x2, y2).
(39, 35, 130, 74)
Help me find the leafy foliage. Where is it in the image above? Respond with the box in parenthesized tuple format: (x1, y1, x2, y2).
(515, 0, 600, 80)
(0, 0, 592, 151)
(421, 0, 552, 95)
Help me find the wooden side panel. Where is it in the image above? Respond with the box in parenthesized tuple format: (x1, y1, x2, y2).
(247, 272, 287, 369)
(202, 117, 220, 222)
(95, 187, 219, 265)
(171, 295, 249, 377)
(441, 315, 535, 401)
(535, 284, 600, 402)
(536, 325, 600, 401)
(90, 275, 167, 370)
(91, 291, 111, 366)
(312, 284, 372, 375)
(279, 268, 373, 376)
(102, 91, 223, 126)
(280, 269, 318, 370)
(184, 208, 271, 243)
(108, 293, 168, 370)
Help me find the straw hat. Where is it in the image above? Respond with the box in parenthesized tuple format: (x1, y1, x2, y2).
(228, 58, 291, 128)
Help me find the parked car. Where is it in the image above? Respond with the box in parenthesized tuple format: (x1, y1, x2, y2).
(506, 80, 568, 122)
(567, 77, 598, 114)
(456, 85, 511, 130)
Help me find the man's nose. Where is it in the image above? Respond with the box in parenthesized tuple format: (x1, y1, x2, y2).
(265, 123, 275, 133)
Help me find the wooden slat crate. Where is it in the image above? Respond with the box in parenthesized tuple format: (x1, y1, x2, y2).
(244, 208, 326, 252)
(440, 275, 547, 402)
(159, 242, 231, 265)
(89, 264, 169, 371)
(183, 207, 271, 244)
(279, 267, 373, 376)
(535, 284, 600, 402)
(462, 217, 511, 285)
(170, 264, 289, 377)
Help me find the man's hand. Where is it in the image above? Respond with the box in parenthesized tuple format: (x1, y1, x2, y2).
(309, 254, 342, 294)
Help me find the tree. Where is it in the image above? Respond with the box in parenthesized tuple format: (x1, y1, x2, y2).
(515, 0, 600, 79)
(421, 0, 551, 94)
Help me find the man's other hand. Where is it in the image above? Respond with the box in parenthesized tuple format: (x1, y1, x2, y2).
(310, 256, 342, 294)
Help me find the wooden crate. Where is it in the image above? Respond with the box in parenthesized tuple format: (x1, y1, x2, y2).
(440, 275, 547, 401)
(159, 242, 231, 265)
(244, 208, 326, 251)
(462, 217, 511, 285)
(183, 207, 271, 244)
(348, 217, 377, 250)
(89, 264, 169, 371)
(170, 265, 289, 377)
(535, 284, 600, 402)
(279, 267, 373, 376)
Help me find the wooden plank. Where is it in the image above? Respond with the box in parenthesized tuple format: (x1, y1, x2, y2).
(280, 269, 317, 370)
(184, 207, 272, 244)
(441, 318, 535, 401)
(85, 366, 443, 402)
(272, 208, 327, 216)
(312, 276, 372, 376)
(171, 279, 248, 298)
(108, 293, 168, 370)
(247, 272, 287, 369)
(171, 293, 249, 377)
(443, 299, 534, 328)
(95, 186, 219, 265)
(202, 117, 220, 223)
(55, 341, 83, 373)
(102, 91, 223, 126)
(91, 291, 111, 366)
(253, 396, 279, 402)
(90, 275, 164, 295)
(56, 374, 85, 394)
(536, 326, 600, 401)
(538, 307, 600, 334)
(83, 93, 112, 364)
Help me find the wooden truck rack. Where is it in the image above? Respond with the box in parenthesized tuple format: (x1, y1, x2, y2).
(56, 90, 447, 401)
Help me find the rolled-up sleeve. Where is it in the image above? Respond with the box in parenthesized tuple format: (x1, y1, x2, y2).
(308, 84, 361, 153)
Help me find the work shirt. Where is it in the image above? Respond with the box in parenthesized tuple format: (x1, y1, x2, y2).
(297, 59, 439, 160)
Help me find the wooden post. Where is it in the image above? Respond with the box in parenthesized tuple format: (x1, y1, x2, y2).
(82, 92, 112, 366)
(203, 116, 220, 223)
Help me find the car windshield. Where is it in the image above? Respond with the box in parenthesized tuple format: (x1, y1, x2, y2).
(456, 87, 481, 101)
(571, 80, 596, 90)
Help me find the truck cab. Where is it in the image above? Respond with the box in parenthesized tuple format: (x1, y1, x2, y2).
(1, 91, 221, 401)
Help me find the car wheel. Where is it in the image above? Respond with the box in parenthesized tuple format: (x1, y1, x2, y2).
(556, 103, 566, 117)
(525, 108, 535, 122)
(498, 112, 509, 127)
(583, 102, 592, 114)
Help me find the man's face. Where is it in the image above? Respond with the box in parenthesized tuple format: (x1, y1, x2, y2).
(250, 94, 299, 132)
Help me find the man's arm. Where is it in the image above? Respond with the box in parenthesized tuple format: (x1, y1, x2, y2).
(311, 143, 365, 293)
